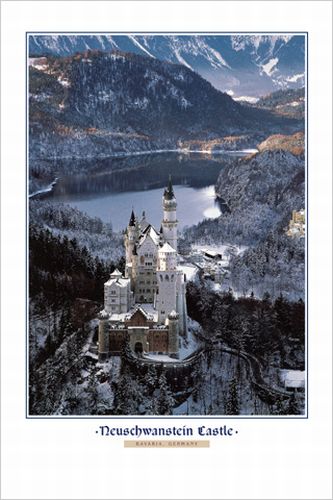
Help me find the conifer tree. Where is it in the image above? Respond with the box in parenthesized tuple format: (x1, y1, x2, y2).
(157, 372, 175, 415)
(287, 393, 299, 415)
(226, 378, 239, 415)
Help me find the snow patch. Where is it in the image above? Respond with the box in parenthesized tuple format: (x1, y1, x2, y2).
(261, 57, 279, 77)
(174, 49, 193, 71)
(57, 76, 70, 88)
(177, 264, 198, 282)
(129, 35, 155, 58)
(286, 73, 304, 83)
(234, 96, 259, 104)
(143, 353, 181, 363)
(208, 46, 231, 69)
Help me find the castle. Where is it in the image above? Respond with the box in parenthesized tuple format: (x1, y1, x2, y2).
(98, 178, 187, 360)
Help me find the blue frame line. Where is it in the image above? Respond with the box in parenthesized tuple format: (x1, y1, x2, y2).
(26, 31, 309, 420)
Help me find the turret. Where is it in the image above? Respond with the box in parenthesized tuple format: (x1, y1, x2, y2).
(140, 210, 149, 231)
(98, 309, 109, 361)
(125, 209, 137, 264)
(156, 242, 177, 324)
(167, 310, 179, 357)
(129, 209, 135, 227)
(161, 176, 178, 251)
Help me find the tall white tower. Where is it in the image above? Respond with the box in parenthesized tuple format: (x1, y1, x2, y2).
(156, 242, 177, 324)
(125, 209, 137, 279)
(161, 176, 178, 251)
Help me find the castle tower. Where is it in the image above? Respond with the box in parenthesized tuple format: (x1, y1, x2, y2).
(125, 209, 137, 277)
(98, 310, 109, 361)
(161, 176, 178, 251)
(125, 209, 136, 262)
(167, 310, 179, 357)
(156, 242, 177, 324)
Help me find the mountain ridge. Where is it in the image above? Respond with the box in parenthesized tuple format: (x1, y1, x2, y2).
(29, 50, 302, 161)
(29, 34, 305, 97)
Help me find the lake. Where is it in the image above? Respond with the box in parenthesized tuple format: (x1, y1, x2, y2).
(46, 151, 247, 232)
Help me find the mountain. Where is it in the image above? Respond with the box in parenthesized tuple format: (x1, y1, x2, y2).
(29, 34, 305, 98)
(215, 132, 304, 230)
(254, 87, 305, 119)
(257, 131, 304, 155)
(29, 50, 301, 160)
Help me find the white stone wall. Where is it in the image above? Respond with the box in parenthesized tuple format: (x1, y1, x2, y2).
(156, 271, 177, 323)
(125, 226, 136, 264)
(135, 236, 158, 303)
(162, 198, 178, 250)
(158, 249, 177, 272)
(104, 280, 131, 314)
(176, 272, 187, 336)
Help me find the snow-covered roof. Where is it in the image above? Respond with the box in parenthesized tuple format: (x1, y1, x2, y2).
(204, 250, 222, 257)
(108, 304, 158, 323)
(105, 277, 130, 288)
(125, 305, 155, 321)
(110, 268, 122, 277)
(159, 242, 176, 254)
(140, 212, 150, 231)
(138, 224, 160, 247)
(128, 326, 149, 330)
(109, 313, 127, 322)
(98, 309, 109, 319)
(168, 310, 179, 319)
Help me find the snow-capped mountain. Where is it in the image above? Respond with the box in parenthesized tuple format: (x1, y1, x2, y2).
(29, 34, 305, 98)
(29, 50, 301, 160)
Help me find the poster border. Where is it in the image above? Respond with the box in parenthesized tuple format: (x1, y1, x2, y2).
(25, 30, 309, 420)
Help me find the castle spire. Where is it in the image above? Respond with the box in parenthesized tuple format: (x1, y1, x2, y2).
(164, 175, 174, 200)
(161, 175, 177, 251)
(129, 208, 135, 227)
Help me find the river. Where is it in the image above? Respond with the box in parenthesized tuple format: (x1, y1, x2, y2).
(45, 151, 248, 231)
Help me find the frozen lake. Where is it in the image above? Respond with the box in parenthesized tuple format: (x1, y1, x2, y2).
(46, 151, 247, 231)
(52, 184, 221, 231)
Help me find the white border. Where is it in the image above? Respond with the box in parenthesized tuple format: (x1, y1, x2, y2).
(1, 2, 332, 499)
